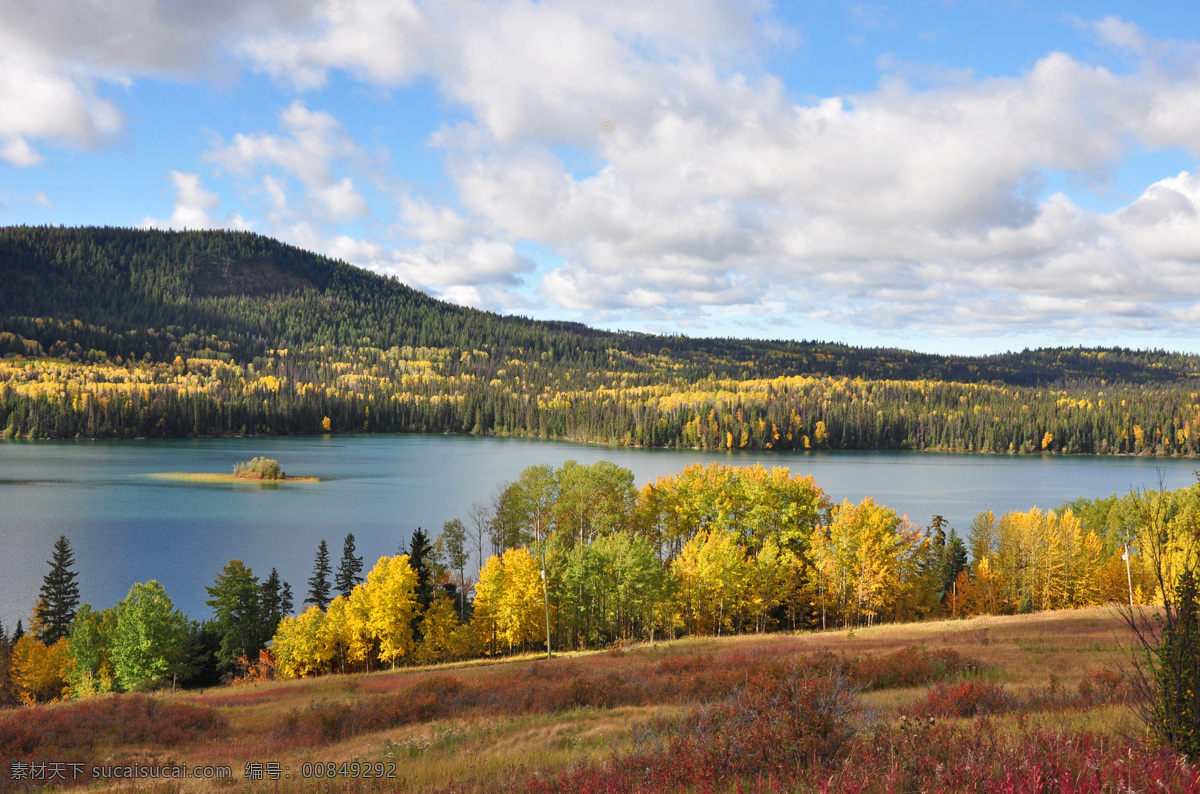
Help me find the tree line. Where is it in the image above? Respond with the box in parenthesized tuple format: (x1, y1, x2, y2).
(4, 353, 1200, 457)
(7, 459, 1194, 703)
(4, 226, 1200, 456)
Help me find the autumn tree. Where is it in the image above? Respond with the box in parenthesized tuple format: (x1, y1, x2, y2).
(413, 593, 479, 665)
(673, 528, 750, 636)
(10, 636, 70, 704)
(272, 606, 330, 679)
(473, 547, 549, 654)
(66, 603, 115, 697)
(359, 554, 420, 668)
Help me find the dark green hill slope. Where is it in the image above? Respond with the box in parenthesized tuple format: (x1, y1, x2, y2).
(3, 226, 1199, 454)
(3, 225, 1200, 386)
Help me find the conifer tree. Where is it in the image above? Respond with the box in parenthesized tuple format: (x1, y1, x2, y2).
(204, 560, 263, 672)
(307, 540, 332, 609)
(260, 568, 288, 637)
(280, 581, 295, 617)
(940, 529, 969, 594)
(407, 528, 435, 613)
(36, 535, 80, 643)
(335, 533, 364, 597)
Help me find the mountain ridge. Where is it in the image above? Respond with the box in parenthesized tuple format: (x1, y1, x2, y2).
(3, 224, 1198, 387)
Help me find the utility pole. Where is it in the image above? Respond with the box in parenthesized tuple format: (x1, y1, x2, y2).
(541, 556, 551, 660)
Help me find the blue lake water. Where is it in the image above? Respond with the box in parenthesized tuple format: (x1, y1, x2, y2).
(1, 434, 1196, 628)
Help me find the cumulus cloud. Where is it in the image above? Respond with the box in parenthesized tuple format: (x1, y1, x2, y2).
(208, 101, 371, 222)
(11, 0, 1200, 342)
(141, 171, 253, 231)
(0, 0, 313, 164)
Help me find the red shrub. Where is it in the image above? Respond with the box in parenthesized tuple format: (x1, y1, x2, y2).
(848, 646, 983, 690)
(0, 694, 225, 757)
(1075, 666, 1132, 708)
(908, 680, 1014, 719)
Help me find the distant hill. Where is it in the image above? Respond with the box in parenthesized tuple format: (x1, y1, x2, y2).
(3, 225, 1198, 386)
(2, 226, 1198, 453)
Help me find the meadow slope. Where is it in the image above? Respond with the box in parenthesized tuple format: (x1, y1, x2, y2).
(2, 607, 1176, 793)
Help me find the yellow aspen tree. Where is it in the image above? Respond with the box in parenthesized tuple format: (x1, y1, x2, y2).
(10, 637, 71, 704)
(361, 554, 419, 668)
(693, 528, 750, 635)
(747, 539, 792, 633)
(272, 606, 329, 679)
(672, 531, 710, 635)
(472, 553, 507, 655)
(321, 596, 364, 674)
(473, 548, 548, 653)
(413, 594, 465, 665)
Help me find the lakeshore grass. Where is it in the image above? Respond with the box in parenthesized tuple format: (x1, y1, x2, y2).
(144, 472, 320, 484)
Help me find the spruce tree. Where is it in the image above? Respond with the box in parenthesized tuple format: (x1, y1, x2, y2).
(36, 535, 80, 643)
(12, 620, 24, 644)
(260, 568, 286, 637)
(335, 533, 364, 597)
(204, 560, 263, 672)
(407, 528, 434, 612)
(307, 540, 332, 609)
(280, 581, 294, 617)
(407, 528, 435, 641)
(940, 529, 969, 594)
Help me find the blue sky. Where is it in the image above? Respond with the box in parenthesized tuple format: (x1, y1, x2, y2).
(3, 1, 1200, 355)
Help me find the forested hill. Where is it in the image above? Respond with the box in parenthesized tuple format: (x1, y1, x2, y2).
(3, 225, 1200, 454)
(3, 225, 1199, 386)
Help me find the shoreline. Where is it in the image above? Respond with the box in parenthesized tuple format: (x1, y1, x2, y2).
(144, 472, 320, 484)
(3, 431, 1196, 459)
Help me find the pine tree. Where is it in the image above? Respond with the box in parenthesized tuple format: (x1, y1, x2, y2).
(407, 528, 434, 612)
(335, 533, 364, 597)
(940, 529, 969, 595)
(280, 581, 294, 617)
(260, 568, 286, 637)
(36, 535, 80, 643)
(307, 540, 332, 609)
(204, 560, 263, 672)
(12, 620, 24, 644)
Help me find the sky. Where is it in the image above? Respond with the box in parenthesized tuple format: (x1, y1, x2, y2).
(3, 1, 1200, 356)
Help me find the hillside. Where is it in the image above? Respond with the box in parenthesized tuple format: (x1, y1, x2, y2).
(0, 608, 1171, 792)
(2, 225, 1200, 453)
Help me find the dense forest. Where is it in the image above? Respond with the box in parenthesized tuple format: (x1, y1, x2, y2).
(3, 225, 1200, 454)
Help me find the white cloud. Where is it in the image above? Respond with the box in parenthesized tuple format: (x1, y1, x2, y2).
(208, 102, 370, 222)
(0, 0, 313, 164)
(11, 0, 1200, 343)
(141, 171, 253, 231)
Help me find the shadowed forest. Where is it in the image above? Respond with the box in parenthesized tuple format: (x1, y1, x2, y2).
(4, 226, 1200, 455)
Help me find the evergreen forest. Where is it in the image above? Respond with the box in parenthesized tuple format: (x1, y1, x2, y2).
(3, 225, 1200, 455)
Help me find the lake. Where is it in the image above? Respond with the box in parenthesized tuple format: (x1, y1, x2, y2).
(1, 434, 1197, 628)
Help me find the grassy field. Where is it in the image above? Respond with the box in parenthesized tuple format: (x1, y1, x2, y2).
(2, 607, 1188, 792)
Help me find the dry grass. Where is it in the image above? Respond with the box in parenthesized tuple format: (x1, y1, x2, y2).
(143, 472, 320, 484)
(0, 606, 1148, 792)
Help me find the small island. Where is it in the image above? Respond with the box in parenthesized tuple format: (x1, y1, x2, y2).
(234, 456, 286, 480)
(147, 457, 319, 484)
